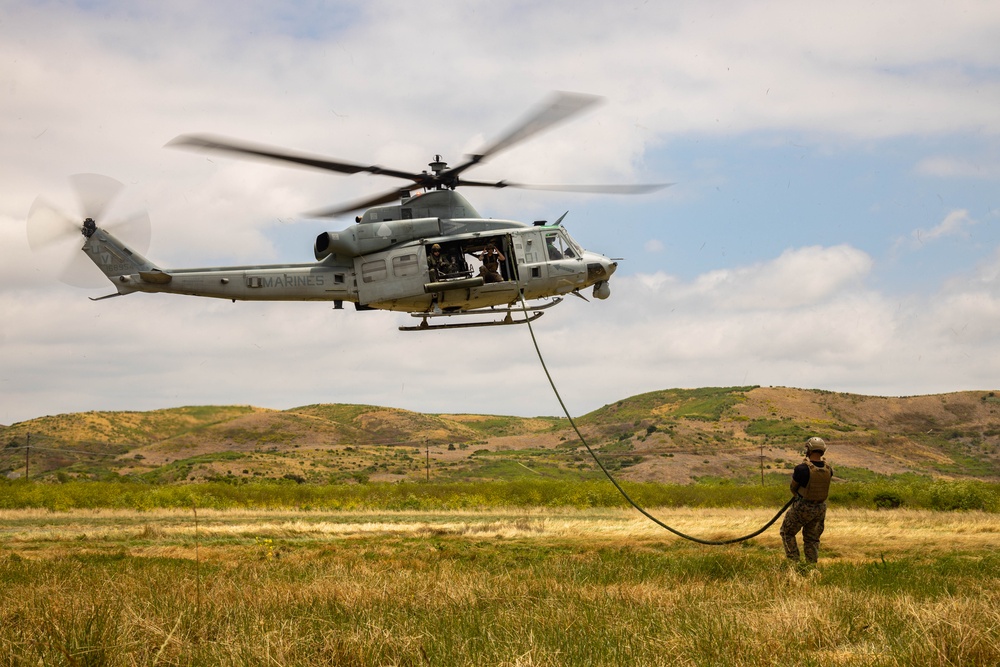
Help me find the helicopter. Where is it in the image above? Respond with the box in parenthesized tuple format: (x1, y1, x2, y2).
(27, 92, 666, 331)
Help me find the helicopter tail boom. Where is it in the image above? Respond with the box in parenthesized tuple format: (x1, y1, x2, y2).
(83, 226, 162, 295)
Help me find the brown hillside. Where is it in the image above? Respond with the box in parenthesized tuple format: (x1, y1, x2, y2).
(2, 387, 998, 483)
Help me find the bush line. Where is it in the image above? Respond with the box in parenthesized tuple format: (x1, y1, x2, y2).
(0, 478, 996, 512)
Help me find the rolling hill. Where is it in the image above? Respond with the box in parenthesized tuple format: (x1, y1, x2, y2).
(3, 387, 998, 484)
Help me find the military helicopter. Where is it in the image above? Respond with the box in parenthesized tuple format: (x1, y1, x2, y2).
(27, 92, 666, 331)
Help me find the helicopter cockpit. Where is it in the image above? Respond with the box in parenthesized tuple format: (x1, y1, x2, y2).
(542, 228, 581, 260)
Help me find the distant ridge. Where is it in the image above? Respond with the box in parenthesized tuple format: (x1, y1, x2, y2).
(3, 387, 998, 484)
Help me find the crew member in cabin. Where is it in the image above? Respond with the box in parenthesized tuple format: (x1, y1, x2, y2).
(428, 244, 457, 281)
(779, 436, 833, 564)
(474, 241, 506, 283)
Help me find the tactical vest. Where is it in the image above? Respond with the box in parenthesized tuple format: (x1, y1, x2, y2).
(800, 460, 833, 502)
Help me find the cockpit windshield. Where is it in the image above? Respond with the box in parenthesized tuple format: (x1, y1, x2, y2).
(543, 229, 583, 259)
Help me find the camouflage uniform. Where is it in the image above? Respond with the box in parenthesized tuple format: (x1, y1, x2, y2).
(477, 244, 505, 283)
(780, 498, 827, 562)
(428, 246, 456, 281)
(780, 456, 832, 563)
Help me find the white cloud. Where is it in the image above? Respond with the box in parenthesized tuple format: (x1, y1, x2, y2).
(2, 1, 1000, 424)
(534, 244, 1000, 412)
(901, 209, 980, 250)
(5, 242, 998, 425)
(683, 245, 872, 310)
(922, 210, 978, 241)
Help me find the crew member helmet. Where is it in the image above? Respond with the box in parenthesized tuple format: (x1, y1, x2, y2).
(806, 436, 827, 455)
(431, 244, 441, 251)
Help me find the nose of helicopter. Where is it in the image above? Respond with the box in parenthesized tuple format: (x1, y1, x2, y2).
(585, 253, 618, 283)
(583, 253, 618, 300)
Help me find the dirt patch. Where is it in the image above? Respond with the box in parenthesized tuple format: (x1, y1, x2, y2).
(818, 391, 1000, 432)
(734, 387, 836, 422)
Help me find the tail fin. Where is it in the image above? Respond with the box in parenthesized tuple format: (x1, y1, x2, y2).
(83, 227, 159, 294)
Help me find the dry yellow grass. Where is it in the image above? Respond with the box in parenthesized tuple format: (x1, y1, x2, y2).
(1, 507, 998, 666)
(2, 506, 996, 559)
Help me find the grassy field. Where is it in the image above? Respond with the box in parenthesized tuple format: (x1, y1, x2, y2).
(1, 505, 998, 666)
(1, 478, 997, 513)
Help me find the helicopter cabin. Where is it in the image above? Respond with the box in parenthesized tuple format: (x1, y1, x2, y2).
(352, 222, 591, 313)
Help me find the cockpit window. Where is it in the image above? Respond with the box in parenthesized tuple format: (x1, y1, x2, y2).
(545, 230, 581, 259)
(561, 229, 582, 258)
(544, 233, 562, 259)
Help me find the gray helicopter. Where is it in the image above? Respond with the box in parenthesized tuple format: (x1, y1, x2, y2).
(27, 92, 666, 331)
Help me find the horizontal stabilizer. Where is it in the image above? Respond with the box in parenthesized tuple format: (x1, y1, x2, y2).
(139, 270, 172, 285)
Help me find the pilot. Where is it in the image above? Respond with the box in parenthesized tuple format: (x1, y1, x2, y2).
(545, 234, 562, 260)
(475, 242, 506, 283)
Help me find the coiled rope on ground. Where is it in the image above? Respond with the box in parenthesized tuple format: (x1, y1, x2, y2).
(518, 292, 794, 545)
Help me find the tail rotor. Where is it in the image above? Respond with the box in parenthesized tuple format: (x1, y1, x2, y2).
(26, 174, 151, 288)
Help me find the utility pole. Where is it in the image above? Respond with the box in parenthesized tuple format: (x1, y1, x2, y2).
(25, 432, 30, 481)
(759, 443, 764, 487)
(425, 441, 430, 482)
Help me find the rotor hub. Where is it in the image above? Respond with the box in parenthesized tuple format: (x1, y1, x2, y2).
(428, 155, 448, 175)
(82, 217, 97, 238)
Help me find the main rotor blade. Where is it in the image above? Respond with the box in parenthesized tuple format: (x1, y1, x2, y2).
(305, 187, 413, 218)
(458, 179, 673, 195)
(70, 173, 124, 221)
(447, 91, 604, 178)
(167, 134, 421, 181)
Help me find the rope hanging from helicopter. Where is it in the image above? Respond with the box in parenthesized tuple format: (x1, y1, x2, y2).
(516, 291, 794, 546)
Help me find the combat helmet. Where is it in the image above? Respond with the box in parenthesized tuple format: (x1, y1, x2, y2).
(805, 436, 827, 456)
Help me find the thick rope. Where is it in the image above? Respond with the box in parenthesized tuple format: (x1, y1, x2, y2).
(518, 292, 794, 545)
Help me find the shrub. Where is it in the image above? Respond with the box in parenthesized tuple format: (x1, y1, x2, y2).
(927, 480, 998, 511)
(873, 492, 903, 509)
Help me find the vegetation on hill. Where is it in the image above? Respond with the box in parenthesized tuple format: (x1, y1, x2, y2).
(2, 387, 998, 486)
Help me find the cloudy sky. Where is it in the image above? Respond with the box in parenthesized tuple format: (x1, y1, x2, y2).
(3, 1, 999, 425)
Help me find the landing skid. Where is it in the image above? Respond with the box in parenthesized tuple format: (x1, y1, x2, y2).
(399, 298, 561, 331)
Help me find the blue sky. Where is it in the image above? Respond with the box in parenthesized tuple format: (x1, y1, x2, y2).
(2, 0, 999, 424)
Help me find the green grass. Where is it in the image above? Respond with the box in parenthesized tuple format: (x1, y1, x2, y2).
(140, 451, 250, 484)
(581, 386, 756, 425)
(455, 459, 606, 482)
(285, 403, 381, 422)
(3, 405, 259, 445)
(2, 478, 997, 512)
(438, 415, 565, 437)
